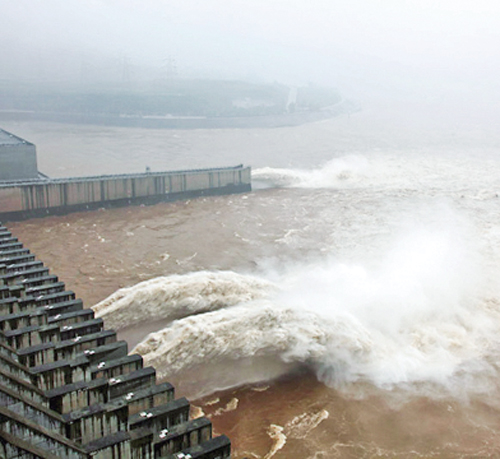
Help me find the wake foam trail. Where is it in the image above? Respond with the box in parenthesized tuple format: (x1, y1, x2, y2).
(252, 155, 370, 189)
(92, 271, 274, 330)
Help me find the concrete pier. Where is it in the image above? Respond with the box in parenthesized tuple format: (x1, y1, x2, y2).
(0, 128, 250, 223)
(0, 165, 251, 222)
(0, 224, 231, 458)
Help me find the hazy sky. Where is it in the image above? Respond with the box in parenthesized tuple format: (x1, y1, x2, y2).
(2, 0, 500, 99)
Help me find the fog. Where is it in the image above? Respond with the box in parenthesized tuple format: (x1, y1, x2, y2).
(2, 0, 500, 106)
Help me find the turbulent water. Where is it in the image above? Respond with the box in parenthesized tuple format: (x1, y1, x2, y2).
(6, 101, 500, 457)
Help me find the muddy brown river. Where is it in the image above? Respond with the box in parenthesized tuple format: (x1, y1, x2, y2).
(5, 102, 500, 457)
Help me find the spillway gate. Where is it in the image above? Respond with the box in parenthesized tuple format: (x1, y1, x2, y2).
(0, 223, 231, 458)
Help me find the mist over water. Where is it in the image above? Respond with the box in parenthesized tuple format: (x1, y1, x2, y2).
(112, 200, 498, 402)
(83, 151, 500, 403)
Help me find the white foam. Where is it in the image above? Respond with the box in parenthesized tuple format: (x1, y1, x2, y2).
(92, 271, 274, 330)
(252, 155, 370, 189)
(264, 424, 286, 459)
(128, 203, 500, 398)
(285, 410, 329, 439)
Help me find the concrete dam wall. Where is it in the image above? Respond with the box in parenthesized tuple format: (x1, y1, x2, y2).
(0, 223, 231, 458)
(0, 165, 251, 221)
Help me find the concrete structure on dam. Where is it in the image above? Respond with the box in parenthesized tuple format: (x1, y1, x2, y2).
(0, 223, 231, 458)
(0, 127, 251, 222)
(0, 129, 39, 181)
(0, 166, 251, 222)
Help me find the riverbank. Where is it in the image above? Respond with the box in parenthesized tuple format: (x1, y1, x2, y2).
(0, 101, 356, 129)
(0, 79, 352, 129)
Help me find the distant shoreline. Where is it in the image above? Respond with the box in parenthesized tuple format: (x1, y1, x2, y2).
(0, 100, 358, 129)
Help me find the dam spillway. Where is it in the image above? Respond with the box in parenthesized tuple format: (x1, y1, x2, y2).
(0, 223, 231, 458)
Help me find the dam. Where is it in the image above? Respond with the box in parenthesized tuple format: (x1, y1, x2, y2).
(0, 222, 231, 458)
